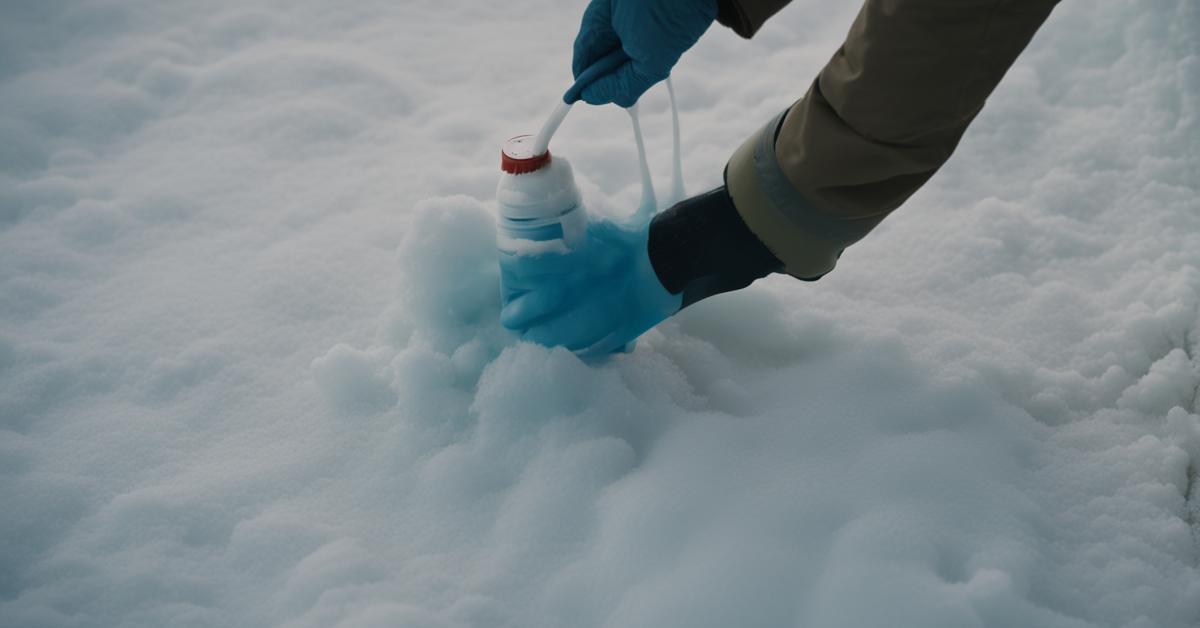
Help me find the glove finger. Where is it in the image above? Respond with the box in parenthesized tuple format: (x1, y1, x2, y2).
(575, 328, 633, 359)
(579, 60, 662, 108)
(572, 1, 618, 78)
(500, 284, 569, 331)
(521, 307, 612, 353)
(500, 249, 585, 283)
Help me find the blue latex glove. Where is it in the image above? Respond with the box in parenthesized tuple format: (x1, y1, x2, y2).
(572, 0, 717, 107)
(500, 218, 683, 357)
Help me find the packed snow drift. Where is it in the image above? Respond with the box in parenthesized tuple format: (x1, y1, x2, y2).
(1, 1, 1198, 627)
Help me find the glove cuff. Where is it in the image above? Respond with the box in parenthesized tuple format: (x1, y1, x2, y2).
(647, 185, 784, 309)
(715, 0, 792, 38)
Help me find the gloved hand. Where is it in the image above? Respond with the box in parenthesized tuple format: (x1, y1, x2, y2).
(573, 0, 717, 107)
(500, 217, 683, 357)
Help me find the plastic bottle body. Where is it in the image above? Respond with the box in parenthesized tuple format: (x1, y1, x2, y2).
(496, 155, 587, 307)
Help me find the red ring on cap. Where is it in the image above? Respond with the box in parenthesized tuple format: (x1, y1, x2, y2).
(500, 135, 551, 174)
(501, 150, 551, 174)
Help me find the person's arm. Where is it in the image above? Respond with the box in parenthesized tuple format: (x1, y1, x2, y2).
(506, 0, 1062, 354)
(725, 0, 1061, 279)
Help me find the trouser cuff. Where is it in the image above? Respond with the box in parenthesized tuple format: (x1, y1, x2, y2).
(725, 107, 880, 280)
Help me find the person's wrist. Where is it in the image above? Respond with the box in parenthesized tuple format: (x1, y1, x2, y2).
(647, 185, 783, 308)
(634, 227, 684, 318)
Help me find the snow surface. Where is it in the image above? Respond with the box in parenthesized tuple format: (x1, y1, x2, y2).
(2, 0, 1199, 626)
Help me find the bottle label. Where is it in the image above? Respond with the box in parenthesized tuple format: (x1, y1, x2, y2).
(499, 219, 564, 242)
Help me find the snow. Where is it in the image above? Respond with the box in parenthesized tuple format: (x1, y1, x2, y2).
(1, 0, 1198, 627)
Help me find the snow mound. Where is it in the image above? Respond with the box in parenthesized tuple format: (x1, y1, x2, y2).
(1, 0, 1198, 626)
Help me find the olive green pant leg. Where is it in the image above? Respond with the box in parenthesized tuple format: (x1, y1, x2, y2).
(726, 0, 1060, 279)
